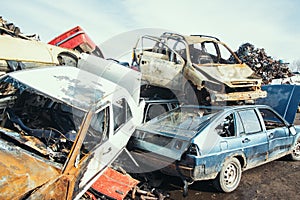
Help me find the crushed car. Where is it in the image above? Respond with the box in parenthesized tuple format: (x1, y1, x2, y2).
(0, 64, 144, 199)
(128, 104, 300, 195)
(0, 23, 80, 74)
(132, 32, 267, 104)
(48, 26, 104, 58)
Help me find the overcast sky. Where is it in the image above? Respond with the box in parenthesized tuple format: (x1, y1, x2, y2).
(2, 0, 300, 66)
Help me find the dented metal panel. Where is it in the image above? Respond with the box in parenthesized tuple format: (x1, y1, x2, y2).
(7, 66, 122, 110)
(256, 84, 300, 124)
(130, 104, 300, 193)
(90, 167, 139, 200)
(0, 35, 80, 70)
(0, 65, 143, 199)
(78, 54, 142, 105)
(134, 32, 266, 103)
(0, 137, 60, 199)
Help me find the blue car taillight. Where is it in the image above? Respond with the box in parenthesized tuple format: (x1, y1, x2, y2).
(187, 144, 200, 156)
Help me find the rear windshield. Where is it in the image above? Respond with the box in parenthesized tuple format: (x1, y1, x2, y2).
(151, 106, 221, 131)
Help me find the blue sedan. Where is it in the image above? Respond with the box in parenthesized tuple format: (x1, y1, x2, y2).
(129, 105, 300, 194)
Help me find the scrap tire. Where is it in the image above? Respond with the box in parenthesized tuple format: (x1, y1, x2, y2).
(213, 157, 242, 193)
(289, 138, 300, 161)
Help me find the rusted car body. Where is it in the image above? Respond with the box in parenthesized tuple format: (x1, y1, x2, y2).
(132, 32, 267, 104)
(128, 104, 300, 194)
(0, 65, 144, 199)
(0, 34, 80, 74)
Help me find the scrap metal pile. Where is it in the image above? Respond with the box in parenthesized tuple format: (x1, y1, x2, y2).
(230, 43, 293, 84)
(0, 16, 40, 40)
(1, 16, 299, 200)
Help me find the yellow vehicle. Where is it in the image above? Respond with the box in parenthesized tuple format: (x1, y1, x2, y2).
(0, 30, 80, 74)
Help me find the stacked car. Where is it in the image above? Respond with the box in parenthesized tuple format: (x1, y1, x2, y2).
(0, 18, 299, 199)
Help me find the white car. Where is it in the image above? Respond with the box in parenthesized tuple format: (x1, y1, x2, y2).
(0, 64, 144, 199)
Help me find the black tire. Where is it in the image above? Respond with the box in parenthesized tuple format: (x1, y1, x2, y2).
(289, 138, 300, 161)
(213, 157, 242, 193)
(58, 52, 78, 67)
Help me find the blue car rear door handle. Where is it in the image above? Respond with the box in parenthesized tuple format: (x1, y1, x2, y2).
(268, 132, 274, 139)
(242, 138, 250, 143)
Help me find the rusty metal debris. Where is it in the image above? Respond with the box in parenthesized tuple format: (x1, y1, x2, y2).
(0, 64, 144, 199)
(1, 15, 299, 199)
(230, 43, 293, 84)
(82, 167, 169, 200)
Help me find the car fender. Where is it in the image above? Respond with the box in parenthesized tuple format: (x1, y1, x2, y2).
(292, 130, 300, 147)
(219, 152, 247, 171)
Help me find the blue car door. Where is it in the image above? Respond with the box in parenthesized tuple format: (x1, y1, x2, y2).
(258, 108, 294, 160)
(237, 109, 269, 168)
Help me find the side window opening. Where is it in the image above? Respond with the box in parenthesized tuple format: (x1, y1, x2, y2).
(82, 107, 110, 153)
(238, 109, 262, 134)
(258, 108, 285, 130)
(190, 42, 218, 64)
(145, 103, 169, 122)
(113, 98, 132, 132)
(216, 113, 236, 137)
(218, 43, 236, 64)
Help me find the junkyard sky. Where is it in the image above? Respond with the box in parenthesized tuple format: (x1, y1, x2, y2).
(2, 0, 300, 67)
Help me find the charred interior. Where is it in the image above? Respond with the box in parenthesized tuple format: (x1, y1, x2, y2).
(0, 79, 85, 164)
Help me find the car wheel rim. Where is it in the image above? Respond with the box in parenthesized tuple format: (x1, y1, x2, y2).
(293, 141, 300, 158)
(223, 163, 239, 187)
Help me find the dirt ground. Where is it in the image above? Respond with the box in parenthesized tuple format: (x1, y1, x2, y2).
(159, 113, 300, 200)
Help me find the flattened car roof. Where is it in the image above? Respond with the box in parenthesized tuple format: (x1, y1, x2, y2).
(6, 66, 121, 111)
(183, 35, 217, 44)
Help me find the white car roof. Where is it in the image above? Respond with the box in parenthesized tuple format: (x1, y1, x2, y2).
(6, 66, 121, 110)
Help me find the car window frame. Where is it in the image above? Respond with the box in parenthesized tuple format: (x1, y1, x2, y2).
(112, 97, 133, 133)
(237, 109, 263, 135)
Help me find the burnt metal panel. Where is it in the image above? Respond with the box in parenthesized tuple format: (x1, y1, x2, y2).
(0, 138, 61, 199)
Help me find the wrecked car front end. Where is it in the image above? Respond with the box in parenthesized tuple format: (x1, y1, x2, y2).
(0, 34, 80, 75)
(189, 62, 266, 102)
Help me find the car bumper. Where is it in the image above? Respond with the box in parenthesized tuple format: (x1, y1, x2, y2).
(213, 90, 267, 102)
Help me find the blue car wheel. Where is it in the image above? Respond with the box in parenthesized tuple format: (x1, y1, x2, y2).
(213, 157, 242, 193)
